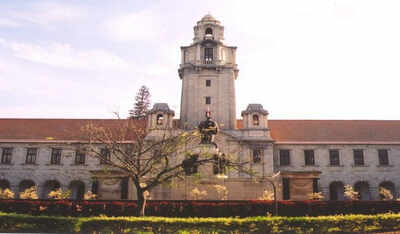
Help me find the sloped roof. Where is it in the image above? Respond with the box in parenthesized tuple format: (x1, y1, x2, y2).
(0, 119, 400, 143)
(0, 119, 145, 141)
(268, 120, 400, 143)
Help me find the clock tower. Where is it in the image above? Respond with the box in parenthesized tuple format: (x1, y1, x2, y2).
(178, 14, 238, 129)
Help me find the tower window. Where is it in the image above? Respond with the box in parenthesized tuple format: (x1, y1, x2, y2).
(252, 115, 259, 126)
(156, 114, 164, 125)
(205, 28, 213, 35)
(204, 48, 213, 64)
(205, 96, 211, 104)
(206, 80, 211, 87)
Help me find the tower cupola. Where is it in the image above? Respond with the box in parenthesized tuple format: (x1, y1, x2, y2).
(193, 14, 224, 43)
(241, 104, 269, 129)
(147, 103, 175, 130)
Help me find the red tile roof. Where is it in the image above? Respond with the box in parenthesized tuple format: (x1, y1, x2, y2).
(0, 119, 400, 143)
(0, 119, 145, 141)
(268, 120, 400, 143)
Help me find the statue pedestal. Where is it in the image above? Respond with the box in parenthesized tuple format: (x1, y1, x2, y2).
(190, 143, 219, 156)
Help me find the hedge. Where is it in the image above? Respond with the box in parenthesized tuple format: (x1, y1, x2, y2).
(1, 212, 400, 233)
(1, 200, 400, 217)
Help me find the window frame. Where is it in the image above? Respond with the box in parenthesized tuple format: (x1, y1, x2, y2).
(378, 149, 389, 166)
(304, 149, 315, 166)
(329, 149, 340, 166)
(252, 149, 262, 163)
(100, 148, 111, 165)
(25, 148, 37, 164)
(75, 150, 86, 165)
(279, 149, 290, 166)
(1, 147, 13, 164)
(353, 149, 364, 166)
(50, 148, 62, 165)
(205, 96, 211, 105)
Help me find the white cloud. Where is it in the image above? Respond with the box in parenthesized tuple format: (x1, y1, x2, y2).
(103, 10, 165, 42)
(0, 38, 131, 71)
(10, 2, 86, 27)
(0, 18, 20, 28)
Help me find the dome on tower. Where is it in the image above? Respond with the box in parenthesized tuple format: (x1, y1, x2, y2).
(198, 14, 220, 25)
(202, 14, 216, 21)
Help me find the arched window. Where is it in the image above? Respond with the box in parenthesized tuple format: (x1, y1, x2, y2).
(253, 115, 259, 126)
(156, 114, 164, 125)
(69, 180, 85, 200)
(354, 181, 371, 201)
(329, 181, 344, 200)
(0, 179, 10, 190)
(379, 181, 395, 200)
(205, 28, 213, 35)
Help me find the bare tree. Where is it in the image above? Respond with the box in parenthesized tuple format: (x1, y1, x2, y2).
(129, 86, 150, 119)
(81, 118, 245, 216)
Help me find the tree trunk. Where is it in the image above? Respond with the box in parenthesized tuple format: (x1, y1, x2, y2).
(137, 189, 146, 216)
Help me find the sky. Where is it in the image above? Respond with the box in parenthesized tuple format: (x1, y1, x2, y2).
(1, 0, 400, 120)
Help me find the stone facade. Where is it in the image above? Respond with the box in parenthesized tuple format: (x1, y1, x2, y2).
(1, 14, 400, 201)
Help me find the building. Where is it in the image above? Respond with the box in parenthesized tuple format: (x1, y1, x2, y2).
(1, 14, 400, 201)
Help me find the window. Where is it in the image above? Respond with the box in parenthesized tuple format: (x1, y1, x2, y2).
(252, 115, 259, 126)
(100, 148, 110, 164)
(283, 178, 290, 200)
(50, 148, 62, 165)
(304, 150, 315, 166)
(279, 149, 290, 166)
(1, 148, 12, 164)
(120, 177, 129, 199)
(329, 149, 340, 166)
(156, 114, 164, 125)
(353, 149, 364, 166)
(206, 79, 211, 87)
(26, 148, 37, 164)
(205, 27, 213, 35)
(205, 96, 211, 104)
(252, 149, 262, 163)
(378, 149, 389, 166)
(75, 151, 86, 165)
(204, 48, 213, 64)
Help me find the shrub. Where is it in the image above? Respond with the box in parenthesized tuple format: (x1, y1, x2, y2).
(0, 188, 14, 199)
(2, 212, 400, 233)
(19, 187, 38, 200)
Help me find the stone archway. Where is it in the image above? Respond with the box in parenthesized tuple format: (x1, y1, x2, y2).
(42, 180, 60, 199)
(18, 180, 35, 197)
(329, 181, 344, 201)
(354, 181, 371, 201)
(379, 181, 396, 200)
(0, 179, 10, 190)
(69, 180, 85, 200)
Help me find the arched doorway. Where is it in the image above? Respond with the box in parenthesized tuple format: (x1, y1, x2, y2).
(42, 180, 60, 199)
(354, 181, 371, 200)
(379, 181, 395, 200)
(329, 181, 344, 200)
(19, 180, 35, 197)
(69, 180, 85, 200)
(0, 179, 10, 190)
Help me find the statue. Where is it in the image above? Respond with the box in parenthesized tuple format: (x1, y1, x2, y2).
(198, 111, 219, 146)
